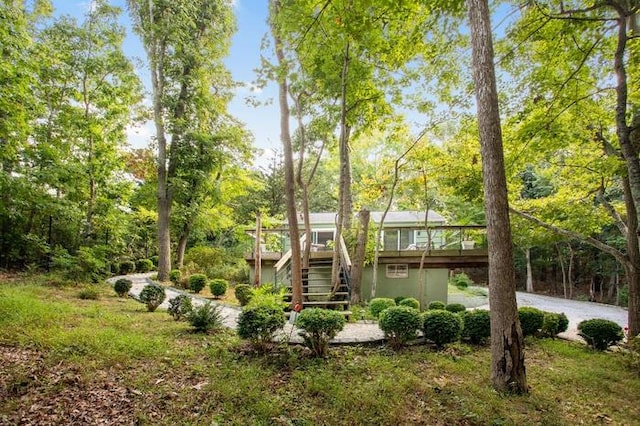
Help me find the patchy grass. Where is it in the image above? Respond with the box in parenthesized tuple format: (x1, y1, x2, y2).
(1, 275, 639, 425)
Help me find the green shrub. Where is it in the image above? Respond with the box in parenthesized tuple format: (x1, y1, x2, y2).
(167, 295, 193, 321)
(625, 336, 640, 375)
(53, 246, 109, 283)
(247, 284, 287, 310)
(398, 297, 420, 310)
(378, 306, 423, 348)
(150, 255, 159, 267)
(139, 284, 166, 312)
(78, 287, 100, 300)
(187, 302, 224, 333)
(136, 259, 154, 273)
(518, 307, 545, 336)
(558, 312, 569, 333)
(445, 303, 467, 313)
(189, 274, 207, 294)
(296, 308, 346, 357)
(237, 304, 286, 349)
(169, 269, 182, 285)
(461, 309, 491, 344)
(394, 296, 407, 305)
(578, 318, 624, 350)
(368, 298, 396, 318)
(114, 278, 132, 297)
(423, 309, 463, 347)
(234, 284, 253, 306)
(449, 272, 473, 289)
(209, 278, 229, 299)
(541, 312, 569, 337)
(119, 260, 136, 275)
(428, 301, 446, 310)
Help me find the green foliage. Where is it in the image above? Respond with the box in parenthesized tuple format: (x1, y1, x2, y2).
(119, 260, 136, 275)
(187, 302, 224, 333)
(234, 284, 253, 306)
(578, 319, 624, 351)
(368, 298, 396, 318)
(541, 312, 569, 337)
(394, 296, 407, 305)
(557, 312, 569, 334)
(445, 303, 466, 313)
(518, 307, 545, 336)
(247, 284, 287, 310)
(378, 306, 423, 348)
(449, 273, 473, 290)
(398, 297, 420, 310)
(428, 301, 446, 310)
(237, 304, 286, 349)
(53, 246, 110, 283)
(150, 255, 159, 266)
(136, 259, 154, 273)
(209, 278, 229, 299)
(423, 310, 463, 347)
(461, 309, 491, 344)
(618, 286, 629, 307)
(296, 309, 346, 357)
(189, 274, 207, 294)
(139, 284, 166, 312)
(113, 278, 132, 297)
(78, 287, 100, 300)
(169, 269, 182, 285)
(167, 295, 192, 321)
(625, 336, 640, 375)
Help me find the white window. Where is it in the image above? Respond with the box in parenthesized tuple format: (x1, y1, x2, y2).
(386, 264, 409, 279)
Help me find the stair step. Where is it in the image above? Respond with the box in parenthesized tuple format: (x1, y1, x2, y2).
(285, 292, 349, 297)
(298, 300, 350, 306)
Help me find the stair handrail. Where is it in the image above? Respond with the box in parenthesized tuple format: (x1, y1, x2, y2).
(274, 233, 307, 273)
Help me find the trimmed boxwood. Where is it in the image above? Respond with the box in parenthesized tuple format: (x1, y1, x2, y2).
(461, 309, 491, 344)
(518, 307, 545, 336)
(378, 305, 423, 348)
(237, 304, 286, 349)
(394, 296, 407, 305)
(189, 274, 207, 294)
(114, 278, 132, 297)
(578, 318, 624, 350)
(139, 284, 166, 312)
(209, 278, 229, 299)
(423, 309, 463, 347)
(169, 269, 182, 285)
(428, 301, 446, 310)
(398, 297, 420, 310)
(234, 284, 253, 306)
(368, 298, 396, 318)
(445, 303, 467, 313)
(119, 260, 135, 275)
(136, 259, 154, 273)
(541, 312, 569, 337)
(296, 308, 346, 357)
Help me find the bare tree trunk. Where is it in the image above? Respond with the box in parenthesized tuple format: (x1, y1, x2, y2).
(175, 221, 190, 269)
(525, 247, 534, 293)
(270, 0, 302, 307)
(350, 209, 369, 304)
(468, 0, 527, 393)
(568, 244, 574, 299)
(556, 243, 568, 299)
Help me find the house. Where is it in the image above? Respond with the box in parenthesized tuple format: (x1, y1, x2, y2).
(245, 211, 487, 310)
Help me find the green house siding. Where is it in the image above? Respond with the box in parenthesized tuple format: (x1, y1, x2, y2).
(361, 266, 448, 310)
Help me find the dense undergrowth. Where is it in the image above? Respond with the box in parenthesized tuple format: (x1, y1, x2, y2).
(1, 275, 639, 425)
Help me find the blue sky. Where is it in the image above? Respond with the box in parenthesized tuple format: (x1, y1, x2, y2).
(51, 0, 281, 162)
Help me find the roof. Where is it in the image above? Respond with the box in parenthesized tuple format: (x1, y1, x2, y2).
(294, 211, 445, 227)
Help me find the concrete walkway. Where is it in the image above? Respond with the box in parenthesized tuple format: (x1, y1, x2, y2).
(108, 274, 629, 345)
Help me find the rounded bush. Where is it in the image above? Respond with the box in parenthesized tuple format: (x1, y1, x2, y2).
(78, 287, 100, 300)
(369, 298, 396, 318)
(114, 278, 132, 297)
(398, 297, 420, 310)
(578, 318, 624, 350)
(150, 255, 159, 266)
(557, 312, 569, 333)
(445, 303, 467, 313)
(237, 305, 286, 348)
(296, 308, 346, 357)
(209, 278, 229, 299)
(449, 272, 473, 289)
(167, 295, 192, 321)
(136, 259, 154, 273)
(461, 309, 491, 344)
(189, 274, 207, 294)
(187, 302, 223, 333)
(139, 284, 166, 312)
(518, 307, 545, 336)
(423, 309, 463, 347)
(378, 306, 423, 348)
(119, 260, 135, 275)
(541, 312, 569, 337)
(428, 301, 446, 310)
(394, 296, 407, 305)
(169, 269, 182, 285)
(234, 284, 253, 306)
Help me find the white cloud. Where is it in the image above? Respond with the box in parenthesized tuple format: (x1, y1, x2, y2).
(125, 121, 154, 149)
(236, 81, 263, 95)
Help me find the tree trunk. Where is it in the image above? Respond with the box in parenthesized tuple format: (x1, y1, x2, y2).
(270, 0, 302, 308)
(623, 174, 640, 336)
(350, 209, 369, 304)
(468, 0, 527, 394)
(254, 212, 262, 287)
(525, 247, 534, 293)
(557, 243, 568, 299)
(568, 244, 575, 299)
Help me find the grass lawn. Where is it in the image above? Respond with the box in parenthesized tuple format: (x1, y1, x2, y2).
(1, 275, 639, 425)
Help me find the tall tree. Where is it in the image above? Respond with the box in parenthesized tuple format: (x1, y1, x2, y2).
(127, 0, 235, 281)
(467, 0, 527, 393)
